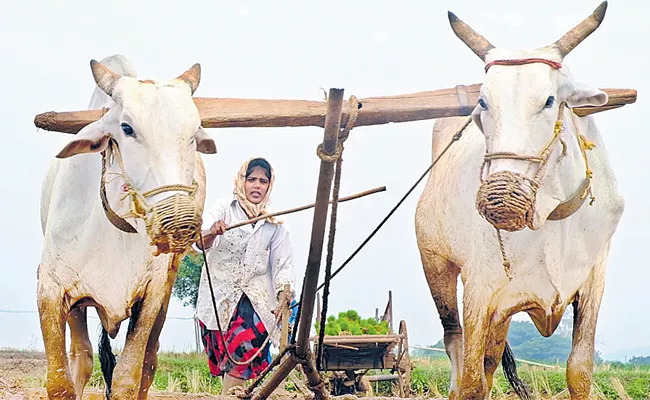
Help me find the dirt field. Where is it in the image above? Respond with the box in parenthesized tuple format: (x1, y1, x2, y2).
(0, 350, 408, 400)
(0, 350, 278, 400)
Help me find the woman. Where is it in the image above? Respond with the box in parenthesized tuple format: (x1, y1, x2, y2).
(194, 157, 296, 393)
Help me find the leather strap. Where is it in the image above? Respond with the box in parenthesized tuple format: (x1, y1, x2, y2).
(100, 143, 137, 233)
(547, 178, 590, 221)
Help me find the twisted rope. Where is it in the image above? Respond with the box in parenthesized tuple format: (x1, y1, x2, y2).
(100, 139, 202, 254)
(476, 100, 597, 279)
(316, 95, 359, 163)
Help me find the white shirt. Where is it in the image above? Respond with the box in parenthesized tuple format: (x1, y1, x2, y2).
(194, 198, 296, 347)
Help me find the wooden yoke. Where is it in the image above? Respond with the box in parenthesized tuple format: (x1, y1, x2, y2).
(33, 86, 637, 134)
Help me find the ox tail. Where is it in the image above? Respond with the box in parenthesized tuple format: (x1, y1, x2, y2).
(502, 341, 531, 400)
(98, 327, 116, 399)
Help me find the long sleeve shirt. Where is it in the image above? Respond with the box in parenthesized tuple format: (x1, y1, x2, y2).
(194, 198, 296, 347)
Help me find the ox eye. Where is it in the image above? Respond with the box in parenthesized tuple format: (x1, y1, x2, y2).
(478, 98, 488, 110)
(121, 123, 135, 137)
(544, 96, 555, 109)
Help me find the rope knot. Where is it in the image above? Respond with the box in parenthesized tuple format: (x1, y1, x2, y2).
(315, 95, 359, 163)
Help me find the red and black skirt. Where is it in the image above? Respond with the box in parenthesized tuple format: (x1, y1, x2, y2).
(198, 294, 271, 380)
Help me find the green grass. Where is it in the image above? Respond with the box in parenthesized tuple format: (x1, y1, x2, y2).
(48, 351, 650, 399)
(86, 352, 224, 394)
(402, 358, 650, 399)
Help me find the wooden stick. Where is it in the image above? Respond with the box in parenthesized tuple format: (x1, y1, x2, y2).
(224, 185, 386, 231)
(33, 86, 637, 134)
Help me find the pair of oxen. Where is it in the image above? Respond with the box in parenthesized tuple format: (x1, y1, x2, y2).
(38, 2, 624, 399)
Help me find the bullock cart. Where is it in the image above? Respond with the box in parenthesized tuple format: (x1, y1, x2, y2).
(34, 77, 636, 400)
(311, 291, 412, 397)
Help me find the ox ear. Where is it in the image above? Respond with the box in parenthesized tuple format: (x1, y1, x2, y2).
(194, 126, 217, 154)
(90, 60, 121, 97)
(56, 120, 111, 159)
(564, 81, 608, 108)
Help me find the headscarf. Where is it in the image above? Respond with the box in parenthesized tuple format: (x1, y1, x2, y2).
(233, 157, 282, 224)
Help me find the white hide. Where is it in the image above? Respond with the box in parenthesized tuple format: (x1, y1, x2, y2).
(38, 54, 214, 337)
(416, 45, 625, 333)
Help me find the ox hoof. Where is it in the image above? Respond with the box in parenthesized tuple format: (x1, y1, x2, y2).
(46, 379, 76, 400)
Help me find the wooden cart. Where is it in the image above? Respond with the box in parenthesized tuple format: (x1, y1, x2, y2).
(311, 291, 412, 397)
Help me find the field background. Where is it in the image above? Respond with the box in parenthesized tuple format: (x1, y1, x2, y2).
(1, 349, 649, 400)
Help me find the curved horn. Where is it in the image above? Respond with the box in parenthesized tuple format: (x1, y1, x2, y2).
(90, 59, 121, 97)
(447, 11, 495, 61)
(175, 63, 201, 95)
(553, 1, 608, 58)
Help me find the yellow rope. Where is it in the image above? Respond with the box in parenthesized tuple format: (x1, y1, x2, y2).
(316, 95, 359, 162)
(101, 139, 202, 255)
(476, 101, 597, 279)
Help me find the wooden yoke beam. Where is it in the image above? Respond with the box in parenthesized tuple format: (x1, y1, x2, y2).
(33, 86, 637, 134)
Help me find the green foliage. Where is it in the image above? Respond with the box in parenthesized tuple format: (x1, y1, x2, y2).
(505, 310, 604, 365)
(630, 356, 650, 365)
(507, 320, 574, 364)
(172, 251, 204, 309)
(315, 309, 390, 336)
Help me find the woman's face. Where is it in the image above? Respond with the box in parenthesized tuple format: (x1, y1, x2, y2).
(245, 166, 270, 204)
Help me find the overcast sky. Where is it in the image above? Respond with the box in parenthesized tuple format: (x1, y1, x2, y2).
(0, 0, 647, 362)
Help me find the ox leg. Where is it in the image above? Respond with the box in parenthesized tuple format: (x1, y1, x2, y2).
(137, 295, 171, 399)
(138, 256, 183, 399)
(67, 307, 93, 399)
(38, 280, 76, 400)
(111, 256, 180, 400)
(110, 294, 162, 399)
(566, 266, 606, 400)
(421, 251, 463, 400)
(460, 283, 491, 400)
(483, 317, 511, 398)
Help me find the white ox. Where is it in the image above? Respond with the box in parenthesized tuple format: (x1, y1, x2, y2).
(38, 54, 217, 400)
(415, 2, 624, 399)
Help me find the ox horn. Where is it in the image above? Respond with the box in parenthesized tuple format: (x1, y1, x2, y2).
(447, 11, 495, 61)
(553, 1, 608, 58)
(90, 60, 121, 97)
(175, 63, 201, 95)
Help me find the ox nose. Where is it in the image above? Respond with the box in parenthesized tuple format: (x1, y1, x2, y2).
(146, 192, 202, 256)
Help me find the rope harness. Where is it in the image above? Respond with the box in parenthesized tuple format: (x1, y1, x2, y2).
(100, 138, 202, 256)
(474, 58, 597, 279)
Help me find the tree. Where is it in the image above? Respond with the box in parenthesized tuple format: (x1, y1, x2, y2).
(506, 308, 602, 365)
(172, 251, 204, 309)
(629, 356, 650, 365)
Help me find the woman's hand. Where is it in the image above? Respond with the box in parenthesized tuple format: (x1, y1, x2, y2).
(210, 220, 228, 236)
(273, 288, 291, 325)
(197, 220, 228, 250)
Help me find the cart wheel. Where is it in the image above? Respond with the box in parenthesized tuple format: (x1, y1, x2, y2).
(397, 320, 411, 398)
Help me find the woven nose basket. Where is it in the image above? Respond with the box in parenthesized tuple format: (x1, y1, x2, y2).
(476, 170, 539, 232)
(145, 193, 202, 255)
